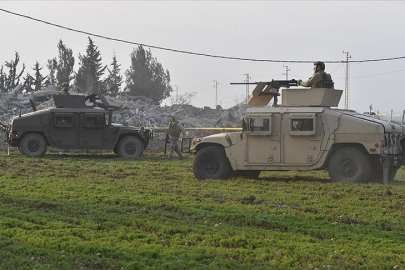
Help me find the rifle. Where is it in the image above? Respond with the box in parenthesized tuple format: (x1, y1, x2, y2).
(164, 132, 170, 155)
(230, 79, 298, 106)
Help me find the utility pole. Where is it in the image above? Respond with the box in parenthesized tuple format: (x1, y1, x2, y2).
(282, 65, 290, 80)
(244, 74, 250, 105)
(343, 51, 351, 110)
(213, 80, 219, 108)
(174, 85, 179, 104)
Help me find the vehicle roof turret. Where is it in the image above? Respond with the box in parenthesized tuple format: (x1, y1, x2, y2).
(52, 90, 112, 109)
(53, 94, 87, 108)
(281, 88, 343, 107)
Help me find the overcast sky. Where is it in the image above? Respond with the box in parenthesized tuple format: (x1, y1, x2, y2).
(1, 1, 405, 114)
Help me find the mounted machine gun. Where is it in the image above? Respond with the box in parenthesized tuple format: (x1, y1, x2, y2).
(231, 79, 298, 106)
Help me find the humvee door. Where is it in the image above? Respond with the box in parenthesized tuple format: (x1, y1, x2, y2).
(80, 112, 105, 146)
(244, 114, 281, 164)
(50, 112, 77, 146)
(284, 113, 324, 164)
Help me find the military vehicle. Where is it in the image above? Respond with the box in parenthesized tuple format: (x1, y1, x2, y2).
(191, 80, 405, 184)
(5, 91, 152, 158)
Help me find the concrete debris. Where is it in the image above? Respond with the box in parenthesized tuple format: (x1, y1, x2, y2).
(0, 85, 247, 153)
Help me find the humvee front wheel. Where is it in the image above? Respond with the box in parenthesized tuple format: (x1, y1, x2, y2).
(328, 147, 371, 183)
(116, 136, 144, 159)
(193, 146, 232, 180)
(20, 133, 47, 157)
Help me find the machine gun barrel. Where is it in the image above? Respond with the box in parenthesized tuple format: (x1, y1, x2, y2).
(231, 79, 298, 88)
(85, 85, 119, 101)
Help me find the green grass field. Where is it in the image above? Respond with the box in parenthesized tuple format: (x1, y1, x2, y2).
(0, 152, 404, 269)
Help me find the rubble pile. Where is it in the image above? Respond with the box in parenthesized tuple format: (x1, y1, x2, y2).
(0, 86, 247, 153)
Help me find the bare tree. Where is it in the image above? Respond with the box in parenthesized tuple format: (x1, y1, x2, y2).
(0, 52, 25, 92)
(23, 62, 48, 93)
(170, 91, 197, 106)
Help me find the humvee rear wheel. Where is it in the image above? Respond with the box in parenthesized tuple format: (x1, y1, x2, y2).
(116, 136, 144, 159)
(193, 146, 232, 180)
(20, 133, 47, 157)
(328, 147, 371, 183)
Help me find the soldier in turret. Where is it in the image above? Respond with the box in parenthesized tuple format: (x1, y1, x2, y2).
(60, 82, 70, 95)
(297, 61, 334, 89)
(167, 115, 186, 160)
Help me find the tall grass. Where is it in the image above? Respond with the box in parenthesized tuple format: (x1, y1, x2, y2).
(0, 152, 404, 269)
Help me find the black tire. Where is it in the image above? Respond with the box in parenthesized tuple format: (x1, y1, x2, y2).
(193, 146, 232, 180)
(232, 170, 261, 179)
(19, 133, 47, 157)
(328, 147, 371, 183)
(116, 136, 144, 159)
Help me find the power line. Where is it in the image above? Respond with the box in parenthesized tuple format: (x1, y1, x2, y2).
(288, 70, 303, 78)
(217, 75, 245, 82)
(2, 8, 405, 64)
(180, 81, 217, 87)
(176, 75, 245, 88)
(329, 63, 343, 74)
(349, 69, 405, 78)
(250, 74, 282, 77)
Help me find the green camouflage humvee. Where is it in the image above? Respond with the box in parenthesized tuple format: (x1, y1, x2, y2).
(6, 92, 152, 158)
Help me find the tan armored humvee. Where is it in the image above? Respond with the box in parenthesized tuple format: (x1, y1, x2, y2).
(191, 82, 405, 184)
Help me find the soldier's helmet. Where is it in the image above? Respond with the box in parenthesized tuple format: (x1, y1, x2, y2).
(61, 82, 69, 88)
(314, 61, 325, 70)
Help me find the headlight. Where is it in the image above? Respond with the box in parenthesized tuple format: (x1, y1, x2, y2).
(192, 138, 201, 145)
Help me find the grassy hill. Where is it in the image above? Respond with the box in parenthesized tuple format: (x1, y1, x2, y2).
(0, 152, 404, 269)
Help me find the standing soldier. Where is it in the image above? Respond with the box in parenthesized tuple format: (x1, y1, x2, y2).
(167, 115, 186, 160)
(60, 82, 70, 95)
(297, 61, 334, 89)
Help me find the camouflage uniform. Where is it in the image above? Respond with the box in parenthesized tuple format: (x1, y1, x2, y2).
(299, 70, 334, 89)
(167, 116, 186, 160)
(60, 82, 70, 96)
